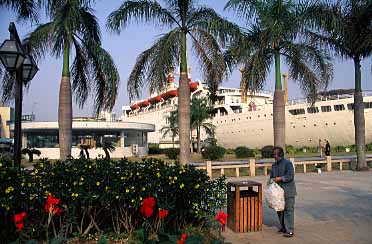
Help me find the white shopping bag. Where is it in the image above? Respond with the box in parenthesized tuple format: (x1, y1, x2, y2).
(264, 181, 285, 211)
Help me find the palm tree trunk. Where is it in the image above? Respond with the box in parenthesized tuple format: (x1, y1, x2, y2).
(172, 136, 175, 148)
(178, 31, 190, 163)
(273, 50, 285, 150)
(104, 149, 110, 159)
(58, 43, 72, 160)
(353, 57, 368, 170)
(197, 126, 201, 153)
(84, 149, 90, 159)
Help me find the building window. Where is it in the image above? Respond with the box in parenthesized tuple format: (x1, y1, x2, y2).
(364, 102, 372, 109)
(307, 107, 319, 113)
(289, 108, 305, 115)
(321, 105, 332, 112)
(334, 104, 345, 111)
(347, 103, 354, 110)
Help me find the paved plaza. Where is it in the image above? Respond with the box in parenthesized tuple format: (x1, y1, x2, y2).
(223, 171, 372, 244)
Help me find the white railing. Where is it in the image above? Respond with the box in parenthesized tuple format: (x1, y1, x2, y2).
(189, 155, 371, 178)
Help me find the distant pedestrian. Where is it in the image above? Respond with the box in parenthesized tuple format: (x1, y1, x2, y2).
(325, 140, 331, 156)
(318, 139, 323, 157)
(270, 146, 297, 237)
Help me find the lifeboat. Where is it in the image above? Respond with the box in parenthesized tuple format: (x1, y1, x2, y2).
(189, 81, 199, 92)
(130, 103, 140, 110)
(138, 100, 150, 108)
(161, 89, 178, 100)
(149, 95, 162, 104)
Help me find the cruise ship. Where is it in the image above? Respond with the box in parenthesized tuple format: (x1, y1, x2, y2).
(121, 72, 372, 149)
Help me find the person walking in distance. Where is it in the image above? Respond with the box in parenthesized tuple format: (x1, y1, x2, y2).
(325, 140, 331, 156)
(270, 146, 297, 237)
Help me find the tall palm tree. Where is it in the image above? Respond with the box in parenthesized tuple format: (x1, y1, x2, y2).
(78, 144, 91, 159)
(107, 0, 239, 163)
(28, 0, 120, 160)
(306, 0, 372, 170)
(225, 0, 333, 149)
(190, 96, 215, 153)
(160, 110, 179, 148)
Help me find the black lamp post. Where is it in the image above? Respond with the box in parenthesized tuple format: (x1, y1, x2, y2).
(0, 22, 38, 170)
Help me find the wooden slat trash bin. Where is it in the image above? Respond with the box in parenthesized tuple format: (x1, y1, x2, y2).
(227, 180, 262, 232)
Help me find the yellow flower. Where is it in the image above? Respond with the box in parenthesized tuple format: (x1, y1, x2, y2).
(79, 182, 83, 186)
(71, 193, 78, 197)
(121, 176, 125, 180)
(96, 181, 100, 186)
(39, 163, 44, 168)
(136, 172, 140, 176)
(116, 195, 119, 199)
(194, 184, 200, 189)
(142, 187, 146, 191)
(5, 186, 14, 194)
(80, 177, 84, 181)
(28, 183, 32, 187)
(157, 172, 161, 178)
(105, 186, 110, 192)
(34, 169, 39, 174)
(21, 182, 25, 187)
(45, 191, 51, 196)
(126, 189, 129, 193)
(73, 181, 77, 186)
(0, 162, 3, 167)
(139, 197, 142, 201)
(131, 199, 135, 203)
(180, 183, 185, 189)
(88, 165, 92, 169)
(174, 176, 177, 181)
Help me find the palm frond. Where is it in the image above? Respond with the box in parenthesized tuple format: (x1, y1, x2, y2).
(107, 0, 178, 33)
(224, 0, 263, 22)
(0, 70, 15, 103)
(27, 22, 55, 61)
(83, 40, 120, 114)
(189, 29, 230, 101)
(127, 29, 181, 101)
(71, 37, 91, 108)
(0, 0, 40, 22)
(78, 5, 101, 44)
(282, 41, 333, 102)
(187, 7, 242, 46)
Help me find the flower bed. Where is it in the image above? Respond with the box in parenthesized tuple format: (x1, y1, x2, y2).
(0, 158, 228, 243)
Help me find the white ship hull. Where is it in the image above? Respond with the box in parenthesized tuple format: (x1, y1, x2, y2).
(214, 95, 372, 148)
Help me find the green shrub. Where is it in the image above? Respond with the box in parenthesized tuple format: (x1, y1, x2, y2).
(201, 146, 225, 160)
(164, 148, 179, 159)
(148, 143, 164, 154)
(285, 145, 296, 154)
(234, 146, 255, 158)
(0, 158, 227, 242)
(225, 148, 235, 155)
(261, 145, 274, 158)
(366, 143, 372, 151)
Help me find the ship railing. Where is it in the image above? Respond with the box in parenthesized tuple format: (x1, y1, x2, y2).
(188, 155, 372, 178)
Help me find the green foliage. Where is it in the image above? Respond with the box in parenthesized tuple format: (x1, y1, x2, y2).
(225, 148, 235, 155)
(234, 146, 255, 158)
(164, 148, 179, 160)
(285, 145, 296, 154)
(0, 158, 227, 242)
(261, 145, 274, 158)
(148, 143, 164, 155)
(366, 143, 372, 152)
(202, 146, 225, 160)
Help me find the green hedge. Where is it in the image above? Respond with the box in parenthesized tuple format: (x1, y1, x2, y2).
(261, 145, 274, 158)
(0, 158, 226, 242)
(234, 146, 255, 158)
(164, 148, 179, 159)
(201, 146, 225, 160)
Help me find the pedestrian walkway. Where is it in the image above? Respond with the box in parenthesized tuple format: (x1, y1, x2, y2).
(222, 171, 372, 244)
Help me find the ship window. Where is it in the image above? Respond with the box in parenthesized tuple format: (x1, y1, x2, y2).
(364, 102, 372, 109)
(347, 103, 354, 110)
(334, 104, 345, 111)
(289, 108, 305, 115)
(307, 107, 319, 113)
(321, 105, 332, 112)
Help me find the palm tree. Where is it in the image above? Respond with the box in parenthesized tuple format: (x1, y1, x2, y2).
(28, 0, 120, 160)
(160, 110, 179, 148)
(107, 0, 239, 163)
(306, 0, 372, 170)
(225, 0, 333, 149)
(21, 148, 41, 162)
(96, 141, 116, 159)
(78, 144, 91, 159)
(190, 96, 215, 153)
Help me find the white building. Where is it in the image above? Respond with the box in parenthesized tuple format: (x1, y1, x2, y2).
(20, 120, 155, 159)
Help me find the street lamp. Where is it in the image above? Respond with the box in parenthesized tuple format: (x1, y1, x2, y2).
(0, 22, 38, 170)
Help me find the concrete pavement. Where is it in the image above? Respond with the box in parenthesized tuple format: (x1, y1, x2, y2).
(222, 171, 372, 244)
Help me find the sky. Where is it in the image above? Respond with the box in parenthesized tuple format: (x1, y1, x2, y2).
(0, 0, 371, 121)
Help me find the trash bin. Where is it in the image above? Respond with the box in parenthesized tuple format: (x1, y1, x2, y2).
(227, 180, 262, 232)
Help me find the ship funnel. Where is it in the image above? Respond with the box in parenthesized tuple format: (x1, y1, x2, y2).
(282, 72, 289, 104)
